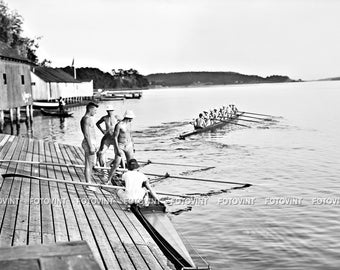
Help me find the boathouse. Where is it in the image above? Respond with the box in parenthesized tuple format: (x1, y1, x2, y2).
(31, 67, 93, 103)
(0, 41, 33, 127)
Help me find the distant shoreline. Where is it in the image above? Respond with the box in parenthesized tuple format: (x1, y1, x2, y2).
(146, 71, 300, 88)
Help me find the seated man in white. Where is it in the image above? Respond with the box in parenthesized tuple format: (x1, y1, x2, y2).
(118, 159, 159, 206)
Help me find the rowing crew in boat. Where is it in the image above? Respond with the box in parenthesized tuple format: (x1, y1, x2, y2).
(192, 104, 239, 129)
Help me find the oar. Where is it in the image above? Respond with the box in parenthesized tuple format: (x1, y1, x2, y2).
(220, 120, 251, 128)
(0, 160, 127, 172)
(1, 173, 190, 198)
(236, 118, 263, 123)
(239, 111, 276, 118)
(144, 172, 252, 187)
(139, 160, 213, 169)
(237, 114, 272, 121)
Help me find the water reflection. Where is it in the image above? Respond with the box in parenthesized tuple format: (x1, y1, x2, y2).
(1, 82, 340, 269)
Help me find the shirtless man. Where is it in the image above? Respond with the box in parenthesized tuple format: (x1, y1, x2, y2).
(227, 105, 233, 118)
(96, 105, 118, 134)
(193, 113, 205, 129)
(96, 105, 119, 166)
(108, 110, 135, 183)
(203, 111, 211, 126)
(80, 102, 98, 191)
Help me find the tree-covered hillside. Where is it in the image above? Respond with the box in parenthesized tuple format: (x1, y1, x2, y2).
(60, 66, 149, 89)
(147, 72, 295, 87)
(0, 0, 40, 63)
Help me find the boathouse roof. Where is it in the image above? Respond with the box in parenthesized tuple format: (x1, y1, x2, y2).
(33, 67, 81, 83)
(0, 41, 32, 64)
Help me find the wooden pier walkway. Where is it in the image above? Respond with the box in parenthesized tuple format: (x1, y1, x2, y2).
(0, 134, 172, 270)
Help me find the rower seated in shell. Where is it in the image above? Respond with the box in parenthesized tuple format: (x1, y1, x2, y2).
(193, 113, 206, 130)
(117, 159, 159, 207)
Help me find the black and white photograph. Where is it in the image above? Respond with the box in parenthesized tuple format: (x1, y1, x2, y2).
(0, 0, 339, 269)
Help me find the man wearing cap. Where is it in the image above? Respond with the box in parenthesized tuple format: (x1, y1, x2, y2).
(96, 105, 120, 167)
(96, 105, 118, 134)
(80, 102, 99, 191)
(108, 110, 136, 183)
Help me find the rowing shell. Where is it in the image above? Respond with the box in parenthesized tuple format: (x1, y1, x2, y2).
(179, 113, 243, 139)
(131, 203, 199, 269)
(111, 178, 210, 269)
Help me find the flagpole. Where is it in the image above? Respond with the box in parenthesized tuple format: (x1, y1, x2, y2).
(72, 58, 76, 79)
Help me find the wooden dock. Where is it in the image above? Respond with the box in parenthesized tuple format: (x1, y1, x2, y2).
(0, 134, 172, 270)
(0, 241, 101, 270)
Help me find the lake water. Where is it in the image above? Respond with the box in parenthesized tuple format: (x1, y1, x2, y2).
(3, 81, 340, 269)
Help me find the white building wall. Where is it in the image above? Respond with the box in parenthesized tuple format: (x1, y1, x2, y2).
(78, 80, 94, 97)
(31, 72, 50, 100)
(31, 72, 94, 100)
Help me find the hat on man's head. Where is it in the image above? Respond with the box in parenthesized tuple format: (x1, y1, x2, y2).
(124, 110, 135, 119)
(106, 105, 114, 111)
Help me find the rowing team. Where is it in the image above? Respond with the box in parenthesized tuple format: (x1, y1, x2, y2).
(192, 104, 239, 130)
(80, 102, 158, 206)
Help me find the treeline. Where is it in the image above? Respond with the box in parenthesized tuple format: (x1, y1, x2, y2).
(146, 72, 295, 87)
(61, 66, 149, 89)
(0, 0, 40, 63)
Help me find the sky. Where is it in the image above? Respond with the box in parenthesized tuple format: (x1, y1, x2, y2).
(7, 0, 340, 80)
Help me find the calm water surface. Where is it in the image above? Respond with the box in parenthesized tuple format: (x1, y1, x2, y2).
(3, 81, 340, 269)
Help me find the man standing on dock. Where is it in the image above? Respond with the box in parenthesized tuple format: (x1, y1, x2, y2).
(96, 105, 120, 167)
(80, 102, 99, 191)
(108, 110, 135, 183)
(96, 105, 118, 134)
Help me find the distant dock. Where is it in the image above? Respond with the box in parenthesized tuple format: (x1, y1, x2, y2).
(0, 134, 172, 269)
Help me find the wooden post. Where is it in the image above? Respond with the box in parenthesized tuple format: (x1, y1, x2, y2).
(0, 110, 4, 132)
(9, 108, 14, 124)
(26, 105, 30, 120)
(0, 110, 4, 126)
(16, 107, 21, 123)
(29, 105, 33, 122)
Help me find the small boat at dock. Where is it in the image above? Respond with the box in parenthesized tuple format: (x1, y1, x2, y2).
(33, 101, 59, 109)
(100, 96, 125, 101)
(40, 109, 73, 117)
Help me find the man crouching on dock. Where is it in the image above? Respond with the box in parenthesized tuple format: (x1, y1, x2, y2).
(80, 102, 99, 192)
(118, 159, 159, 207)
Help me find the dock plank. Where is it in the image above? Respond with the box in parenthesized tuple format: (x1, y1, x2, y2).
(44, 141, 68, 243)
(37, 140, 54, 244)
(57, 143, 122, 269)
(0, 138, 28, 247)
(13, 137, 34, 246)
(0, 240, 101, 270)
(48, 142, 81, 243)
(28, 139, 42, 245)
(0, 135, 175, 270)
(51, 142, 107, 269)
(0, 136, 20, 246)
